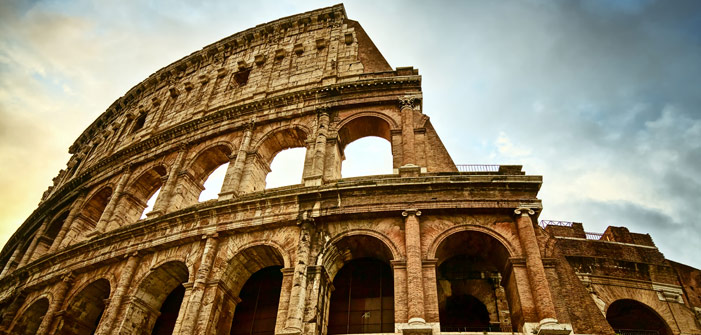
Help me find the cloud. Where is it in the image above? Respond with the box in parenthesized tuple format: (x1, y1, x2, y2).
(0, 0, 699, 270)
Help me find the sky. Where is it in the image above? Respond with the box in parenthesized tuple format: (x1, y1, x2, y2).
(1, 0, 700, 269)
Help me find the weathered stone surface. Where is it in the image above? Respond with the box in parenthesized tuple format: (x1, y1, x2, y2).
(0, 4, 699, 335)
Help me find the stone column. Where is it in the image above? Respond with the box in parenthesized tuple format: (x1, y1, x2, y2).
(399, 96, 418, 166)
(304, 108, 330, 186)
(94, 166, 133, 233)
(402, 209, 426, 325)
(95, 253, 139, 335)
(0, 247, 22, 278)
(0, 289, 27, 333)
(179, 234, 219, 335)
(282, 220, 313, 334)
(219, 120, 254, 200)
(37, 273, 73, 335)
(48, 191, 87, 254)
(151, 146, 188, 215)
(514, 208, 557, 321)
(17, 217, 50, 268)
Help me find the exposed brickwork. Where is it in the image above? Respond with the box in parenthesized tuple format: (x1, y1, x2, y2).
(0, 4, 700, 335)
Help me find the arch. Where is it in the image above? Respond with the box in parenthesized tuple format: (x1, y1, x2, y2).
(211, 244, 288, 334)
(251, 125, 311, 164)
(229, 266, 284, 335)
(10, 297, 49, 335)
(327, 258, 394, 334)
(186, 143, 234, 187)
(241, 125, 311, 193)
(56, 278, 111, 335)
(606, 299, 673, 335)
(427, 224, 517, 261)
(128, 165, 168, 201)
(337, 113, 394, 151)
(432, 229, 516, 332)
(116, 165, 167, 225)
(121, 260, 189, 334)
(79, 186, 114, 228)
(322, 233, 397, 283)
(324, 229, 402, 264)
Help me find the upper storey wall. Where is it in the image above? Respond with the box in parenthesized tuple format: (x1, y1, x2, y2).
(65, 4, 391, 176)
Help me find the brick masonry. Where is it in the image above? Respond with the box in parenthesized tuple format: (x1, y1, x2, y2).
(0, 4, 699, 335)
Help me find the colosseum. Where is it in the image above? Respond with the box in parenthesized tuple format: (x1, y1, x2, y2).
(0, 4, 700, 335)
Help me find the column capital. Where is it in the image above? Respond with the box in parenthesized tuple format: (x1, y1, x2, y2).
(246, 117, 256, 131)
(202, 232, 219, 239)
(514, 207, 536, 217)
(61, 272, 75, 283)
(398, 95, 420, 109)
(402, 208, 422, 217)
(315, 105, 330, 116)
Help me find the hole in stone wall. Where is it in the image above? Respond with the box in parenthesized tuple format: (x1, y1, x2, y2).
(131, 113, 147, 133)
(606, 299, 672, 335)
(234, 68, 251, 86)
(199, 162, 229, 201)
(341, 137, 392, 178)
(140, 187, 161, 219)
(265, 147, 306, 189)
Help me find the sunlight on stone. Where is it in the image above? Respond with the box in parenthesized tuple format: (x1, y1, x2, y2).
(342, 137, 393, 178)
(140, 188, 161, 219)
(266, 147, 306, 189)
(199, 162, 229, 201)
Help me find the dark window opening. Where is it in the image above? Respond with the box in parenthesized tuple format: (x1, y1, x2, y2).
(440, 295, 491, 332)
(606, 299, 672, 335)
(151, 284, 185, 335)
(234, 68, 251, 86)
(328, 258, 394, 334)
(230, 266, 283, 335)
(131, 113, 147, 134)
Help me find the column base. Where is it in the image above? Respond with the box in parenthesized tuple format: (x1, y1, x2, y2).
(276, 328, 302, 335)
(524, 318, 573, 335)
(400, 319, 434, 335)
(218, 191, 237, 201)
(398, 164, 424, 177)
(303, 175, 323, 187)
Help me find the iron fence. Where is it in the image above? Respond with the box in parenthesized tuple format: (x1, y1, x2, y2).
(538, 220, 574, 229)
(585, 232, 604, 240)
(456, 164, 500, 172)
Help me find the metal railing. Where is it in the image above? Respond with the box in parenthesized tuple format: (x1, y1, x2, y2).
(539, 220, 574, 229)
(585, 232, 604, 240)
(613, 329, 659, 335)
(456, 164, 500, 172)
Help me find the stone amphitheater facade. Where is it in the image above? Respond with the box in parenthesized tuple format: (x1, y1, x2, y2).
(1, 4, 700, 335)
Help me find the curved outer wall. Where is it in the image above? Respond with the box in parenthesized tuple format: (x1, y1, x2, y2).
(1, 4, 700, 335)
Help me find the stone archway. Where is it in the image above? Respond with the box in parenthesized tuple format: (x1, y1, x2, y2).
(119, 261, 189, 335)
(324, 234, 396, 335)
(211, 244, 287, 335)
(10, 297, 49, 335)
(56, 278, 111, 335)
(606, 299, 673, 335)
(433, 230, 515, 332)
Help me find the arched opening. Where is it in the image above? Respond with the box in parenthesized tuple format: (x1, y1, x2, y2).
(338, 116, 394, 178)
(10, 298, 49, 335)
(325, 235, 395, 335)
(341, 137, 393, 178)
(116, 166, 166, 226)
(328, 258, 394, 334)
(606, 299, 673, 335)
(121, 261, 188, 334)
(57, 279, 111, 335)
(434, 231, 514, 332)
(230, 266, 284, 335)
(41, 211, 69, 251)
(266, 147, 306, 189)
(80, 187, 113, 229)
(214, 245, 286, 335)
(140, 188, 161, 219)
(199, 162, 228, 201)
(151, 284, 186, 335)
(187, 144, 232, 203)
(241, 127, 308, 194)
